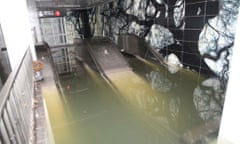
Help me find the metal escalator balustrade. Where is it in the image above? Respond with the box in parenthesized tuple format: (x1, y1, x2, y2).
(118, 34, 166, 66)
(50, 44, 76, 74)
(75, 36, 167, 76)
(76, 37, 132, 75)
(0, 48, 34, 144)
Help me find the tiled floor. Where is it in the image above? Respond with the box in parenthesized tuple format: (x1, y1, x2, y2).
(34, 81, 48, 144)
(33, 49, 53, 144)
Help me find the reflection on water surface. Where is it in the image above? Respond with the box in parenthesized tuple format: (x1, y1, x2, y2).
(45, 57, 224, 144)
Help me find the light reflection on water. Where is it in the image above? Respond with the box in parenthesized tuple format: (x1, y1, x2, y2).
(42, 80, 73, 143)
(49, 57, 225, 144)
(107, 71, 162, 110)
(58, 62, 178, 144)
(128, 57, 224, 142)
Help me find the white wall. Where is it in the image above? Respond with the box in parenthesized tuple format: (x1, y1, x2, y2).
(218, 7, 240, 144)
(0, 0, 36, 69)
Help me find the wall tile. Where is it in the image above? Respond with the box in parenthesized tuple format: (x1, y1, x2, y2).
(185, 16, 204, 29)
(168, 18, 177, 28)
(182, 41, 199, 53)
(206, 1, 219, 16)
(169, 28, 184, 40)
(183, 30, 202, 41)
(185, 0, 206, 5)
(155, 18, 168, 27)
(185, 2, 205, 17)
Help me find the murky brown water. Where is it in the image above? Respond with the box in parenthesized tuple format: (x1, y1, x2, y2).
(45, 56, 224, 144)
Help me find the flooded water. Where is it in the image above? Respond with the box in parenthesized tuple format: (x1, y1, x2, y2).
(45, 55, 224, 144)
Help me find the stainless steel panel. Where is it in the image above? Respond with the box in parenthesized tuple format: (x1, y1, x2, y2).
(6, 101, 22, 144)
(3, 108, 16, 144)
(0, 49, 33, 144)
(0, 119, 11, 144)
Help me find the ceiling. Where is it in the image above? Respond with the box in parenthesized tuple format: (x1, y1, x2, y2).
(36, 0, 116, 10)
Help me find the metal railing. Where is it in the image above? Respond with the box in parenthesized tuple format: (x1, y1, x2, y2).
(0, 48, 34, 144)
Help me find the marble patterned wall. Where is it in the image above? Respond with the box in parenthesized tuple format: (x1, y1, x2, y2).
(97, 0, 240, 82)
